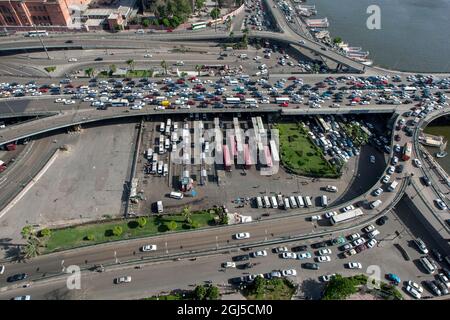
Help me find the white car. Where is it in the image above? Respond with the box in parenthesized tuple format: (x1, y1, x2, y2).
(281, 269, 297, 277)
(141, 244, 157, 252)
(369, 155, 375, 163)
(0, 265, 4, 275)
(281, 252, 297, 259)
(341, 243, 353, 251)
(13, 295, 31, 300)
(251, 250, 267, 257)
(114, 276, 132, 284)
(347, 262, 362, 269)
(348, 233, 361, 241)
(353, 238, 366, 246)
(222, 262, 236, 268)
(382, 175, 391, 183)
(55, 98, 65, 103)
(144, 54, 153, 58)
(310, 215, 322, 221)
(435, 199, 448, 210)
(297, 252, 312, 259)
(407, 281, 423, 293)
(64, 100, 75, 105)
(318, 248, 332, 256)
(366, 238, 378, 248)
(324, 211, 337, 219)
(372, 188, 383, 196)
(405, 285, 421, 299)
(274, 246, 288, 253)
(341, 205, 355, 212)
(413, 159, 422, 167)
(234, 232, 250, 240)
(387, 166, 395, 175)
(363, 225, 375, 233)
(316, 256, 331, 263)
(68, 58, 78, 62)
(320, 274, 336, 282)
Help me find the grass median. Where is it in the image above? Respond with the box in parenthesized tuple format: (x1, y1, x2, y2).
(42, 210, 217, 253)
(276, 123, 339, 178)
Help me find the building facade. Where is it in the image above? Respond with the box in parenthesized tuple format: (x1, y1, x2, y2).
(0, 0, 89, 27)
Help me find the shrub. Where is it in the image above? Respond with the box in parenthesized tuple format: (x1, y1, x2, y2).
(39, 228, 51, 237)
(85, 234, 95, 241)
(112, 226, 123, 236)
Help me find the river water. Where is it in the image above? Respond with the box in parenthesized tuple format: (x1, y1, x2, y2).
(309, 0, 450, 72)
(423, 123, 450, 174)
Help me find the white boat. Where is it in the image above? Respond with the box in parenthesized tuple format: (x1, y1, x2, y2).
(436, 151, 448, 158)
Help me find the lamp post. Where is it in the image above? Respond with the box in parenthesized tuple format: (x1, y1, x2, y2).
(33, 23, 51, 60)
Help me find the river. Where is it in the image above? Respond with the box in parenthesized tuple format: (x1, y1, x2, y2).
(309, 0, 450, 72)
(424, 122, 450, 174)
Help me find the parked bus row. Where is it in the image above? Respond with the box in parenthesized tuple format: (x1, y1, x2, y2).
(254, 194, 329, 210)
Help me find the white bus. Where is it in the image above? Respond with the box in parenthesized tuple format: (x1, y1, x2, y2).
(109, 99, 129, 107)
(321, 195, 328, 207)
(169, 191, 184, 199)
(263, 196, 271, 208)
(283, 198, 290, 209)
(304, 196, 312, 207)
(245, 98, 257, 104)
(330, 208, 364, 225)
(256, 196, 263, 208)
(270, 196, 278, 209)
(289, 196, 298, 208)
(275, 97, 290, 104)
(419, 256, 436, 274)
(27, 30, 48, 37)
(296, 196, 305, 208)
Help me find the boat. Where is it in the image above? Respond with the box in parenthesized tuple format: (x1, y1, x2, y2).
(436, 151, 448, 158)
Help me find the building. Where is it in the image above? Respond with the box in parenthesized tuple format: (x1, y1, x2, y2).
(0, 0, 90, 27)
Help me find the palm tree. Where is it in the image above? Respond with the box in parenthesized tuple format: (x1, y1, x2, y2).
(84, 67, 94, 78)
(182, 206, 192, 223)
(195, 64, 202, 76)
(21, 225, 33, 239)
(22, 237, 42, 260)
(109, 64, 117, 76)
(160, 60, 168, 75)
(126, 59, 135, 71)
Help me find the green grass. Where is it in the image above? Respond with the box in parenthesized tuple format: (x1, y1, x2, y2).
(275, 123, 339, 178)
(244, 277, 296, 300)
(143, 294, 183, 300)
(43, 211, 216, 253)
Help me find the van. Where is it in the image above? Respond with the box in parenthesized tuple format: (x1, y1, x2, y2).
(277, 194, 284, 207)
(256, 196, 263, 208)
(157, 201, 164, 213)
(367, 229, 380, 239)
(420, 256, 436, 274)
(289, 196, 298, 208)
(165, 138, 170, 150)
(321, 195, 328, 207)
(388, 181, 398, 192)
(270, 196, 278, 209)
(370, 199, 382, 209)
(160, 122, 165, 132)
(305, 196, 312, 207)
(263, 196, 270, 208)
(146, 148, 153, 160)
(163, 164, 168, 176)
(296, 196, 305, 208)
(204, 141, 209, 153)
(284, 198, 290, 210)
(157, 161, 163, 174)
(169, 191, 184, 199)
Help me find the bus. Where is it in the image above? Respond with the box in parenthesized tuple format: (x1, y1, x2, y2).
(255, 196, 263, 208)
(263, 196, 271, 208)
(209, 18, 223, 26)
(109, 99, 129, 107)
(275, 97, 290, 104)
(330, 208, 364, 225)
(191, 22, 207, 30)
(226, 97, 241, 104)
(270, 196, 278, 209)
(402, 142, 412, 161)
(296, 196, 305, 208)
(304, 196, 312, 207)
(321, 195, 328, 207)
(26, 30, 48, 37)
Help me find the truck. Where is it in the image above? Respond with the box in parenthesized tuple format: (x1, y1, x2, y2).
(275, 97, 290, 104)
(304, 196, 312, 207)
(388, 180, 398, 192)
(226, 97, 241, 104)
(146, 148, 153, 160)
(157, 201, 164, 213)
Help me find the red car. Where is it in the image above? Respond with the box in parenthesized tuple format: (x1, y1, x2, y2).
(288, 76, 297, 81)
(187, 100, 195, 105)
(280, 101, 289, 107)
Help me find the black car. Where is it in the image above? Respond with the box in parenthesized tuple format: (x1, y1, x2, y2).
(7, 273, 27, 283)
(94, 57, 104, 61)
(291, 245, 308, 252)
(229, 277, 244, 285)
(425, 280, 441, 296)
(65, 40, 73, 43)
(421, 176, 432, 186)
(237, 262, 253, 269)
(446, 219, 450, 228)
(232, 254, 250, 262)
(311, 241, 328, 249)
(302, 263, 320, 270)
(396, 165, 404, 173)
(431, 249, 443, 262)
(376, 216, 389, 226)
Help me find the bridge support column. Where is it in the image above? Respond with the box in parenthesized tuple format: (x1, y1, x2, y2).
(335, 63, 342, 72)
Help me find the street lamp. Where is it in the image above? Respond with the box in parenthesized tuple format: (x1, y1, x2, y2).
(32, 24, 51, 60)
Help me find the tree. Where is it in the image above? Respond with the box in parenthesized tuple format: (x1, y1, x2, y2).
(195, 0, 206, 11)
(190, 221, 200, 229)
(210, 7, 220, 20)
(160, 60, 168, 75)
(126, 59, 135, 71)
(142, 19, 150, 27)
(22, 237, 42, 260)
(195, 64, 202, 76)
(193, 285, 207, 300)
(84, 67, 95, 78)
(85, 234, 95, 241)
(21, 225, 34, 239)
(253, 275, 266, 296)
(182, 206, 192, 223)
(137, 216, 147, 228)
(333, 37, 343, 44)
(109, 64, 117, 76)
(206, 285, 220, 300)
(322, 274, 358, 300)
(166, 220, 178, 231)
(112, 226, 123, 237)
(229, 31, 234, 38)
(39, 228, 51, 237)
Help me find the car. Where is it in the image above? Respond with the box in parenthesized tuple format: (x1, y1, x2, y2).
(7, 273, 27, 282)
(222, 262, 236, 268)
(331, 236, 346, 245)
(413, 238, 428, 254)
(234, 232, 250, 240)
(366, 239, 378, 248)
(341, 205, 355, 213)
(297, 252, 312, 259)
(386, 273, 401, 285)
(434, 198, 448, 210)
(407, 281, 423, 293)
(310, 215, 322, 221)
(265, 271, 281, 280)
(387, 166, 395, 175)
(434, 280, 448, 295)
(391, 156, 399, 165)
(425, 280, 442, 296)
(413, 158, 422, 167)
(13, 295, 31, 300)
(281, 252, 297, 259)
(251, 250, 267, 258)
(394, 134, 401, 141)
(318, 248, 332, 256)
(246, 274, 265, 282)
(363, 224, 376, 233)
(369, 155, 375, 163)
(316, 256, 331, 263)
(291, 245, 308, 252)
(68, 57, 77, 62)
(405, 285, 421, 299)
(0, 265, 4, 275)
(281, 269, 297, 277)
(353, 238, 366, 246)
(340, 243, 353, 251)
(348, 233, 361, 241)
(421, 176, 432, 186)
(302, 263, 320, 270)
(347, 262, 362, 269)
(229, 276, 244, 285)
(343, 249, 357, 257)
(141, 244, 157, 252)
(372, 188, 383, 197)
(324, 211, 337, 219)
(320, 274, 336, 282)
(311, 241, 328, 249)
(376, 216, 389, 226)
(232, 254, 250, 262)
(431, 249, 443, 262)
(396, 164, 404, 173)
(382, 175, 391, 183)
(114, 276, 132, 284)
(94, 57, 103, 61)
(437, 273, 450, 288)
(274, 246, 289, 253)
